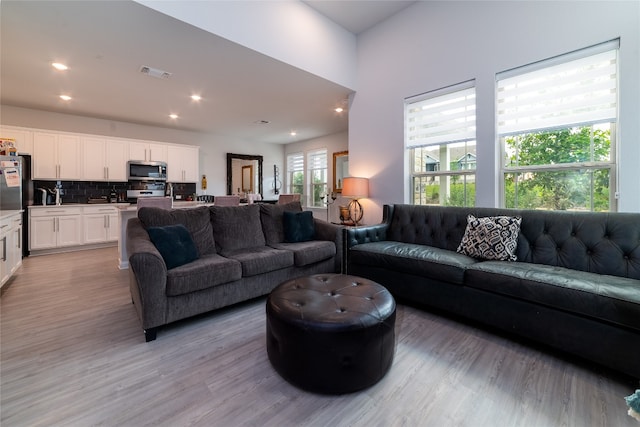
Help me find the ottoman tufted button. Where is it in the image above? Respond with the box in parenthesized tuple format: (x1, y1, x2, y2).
(266, 274, 396, 394)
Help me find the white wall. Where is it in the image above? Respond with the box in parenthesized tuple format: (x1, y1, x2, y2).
(285, 131, 348, 222)
(350, 1, 640, 223)
(136, 0, 357, 90)
(1, 105, 284, 199)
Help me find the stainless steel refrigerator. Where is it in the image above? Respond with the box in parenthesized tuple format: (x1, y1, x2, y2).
(0, 155, 32, 257)
(0, 156, 22, 211)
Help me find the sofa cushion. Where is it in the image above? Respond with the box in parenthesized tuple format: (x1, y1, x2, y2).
(166, 253, 242, 296)
(210, 205, 265, 252)
(283, 210, 315, 243)
(457, 215, 522, 261)
(147, 224, 199, 269)
(222, 246, 294, 277)
(349, 241, 479, 285)
(138, 206, 215, 255)
(260, 201, 303, 245)
(270, 240, 336, 267)
(465, 261, 640, 331)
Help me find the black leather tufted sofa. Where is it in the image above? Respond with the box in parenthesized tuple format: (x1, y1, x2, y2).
(345, 204, 640, 378)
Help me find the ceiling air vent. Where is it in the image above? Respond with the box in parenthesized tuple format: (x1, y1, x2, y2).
(139, 66, 172, 79)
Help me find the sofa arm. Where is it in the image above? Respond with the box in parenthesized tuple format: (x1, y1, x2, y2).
(313, 218, 344, 273)
(345, 223, 390, 248)
(126, 218, 168, 331)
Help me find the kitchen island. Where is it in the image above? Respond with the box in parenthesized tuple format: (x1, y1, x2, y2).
(28, 203, 131, 258)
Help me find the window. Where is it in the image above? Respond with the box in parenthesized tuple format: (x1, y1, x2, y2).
(307, 149, 328, 208)
(498, 40, 618, 211)
(286, 152, 304, 196)
(405, 81, 476, 207)
(285, 149, 328, 207)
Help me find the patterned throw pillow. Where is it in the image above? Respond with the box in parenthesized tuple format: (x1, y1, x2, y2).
(456, 215, 522, 261)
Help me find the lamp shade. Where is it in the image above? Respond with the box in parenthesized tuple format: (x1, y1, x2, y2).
(342, 177, 369, 199)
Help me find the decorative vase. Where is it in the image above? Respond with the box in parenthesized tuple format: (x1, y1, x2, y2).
(339, 205, 350, 224)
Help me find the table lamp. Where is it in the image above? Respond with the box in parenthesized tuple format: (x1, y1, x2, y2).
(341, 177, 369, 226)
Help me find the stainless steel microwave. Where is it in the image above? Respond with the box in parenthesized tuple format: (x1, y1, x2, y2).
(127, 160, 167, 181)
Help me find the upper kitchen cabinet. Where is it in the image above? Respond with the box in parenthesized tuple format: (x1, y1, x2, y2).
(0, 125, 33, 154)
(33, 132, 82, 180)
(82, 136, 127, 181)
(167, 145, 199, 183)
(129, 140, 167, 163)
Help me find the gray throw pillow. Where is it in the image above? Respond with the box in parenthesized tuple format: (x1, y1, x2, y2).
(210, 204, 265, 253)
(456, 215, 522, 261)
(138, 206, 216, 255)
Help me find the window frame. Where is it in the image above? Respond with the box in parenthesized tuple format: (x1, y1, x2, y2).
(405, 80, 477, 207)
(306, 148, 328, 208)
(286, 152, 304, 197)
(497, 40, 619, 211)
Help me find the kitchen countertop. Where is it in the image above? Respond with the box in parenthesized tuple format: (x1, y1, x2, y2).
(0, 209, 23, 221)
(27, 200, 276, 211)
(28, 203, 131, 209)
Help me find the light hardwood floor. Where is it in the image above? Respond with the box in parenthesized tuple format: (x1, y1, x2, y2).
(1, 248, 638, 426)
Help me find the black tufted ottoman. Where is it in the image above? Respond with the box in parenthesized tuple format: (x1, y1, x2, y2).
(266, 274, 396, 394)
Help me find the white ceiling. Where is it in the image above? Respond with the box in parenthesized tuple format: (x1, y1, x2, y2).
(0, 1, 413, 145)
(303, 1, 416, 34)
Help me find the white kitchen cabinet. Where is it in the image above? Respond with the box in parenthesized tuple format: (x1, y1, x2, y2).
(129, 141, 167, 163)
(8, 215, 22, 275)
(29, 207, 83, 251)
(33, 132, 82, 180)
(0, 217, 10, 286)
(82, 136, 127, 181)
(83, 206, 119, 244)
(0, 125, 33, 154)
(1, 212, 23, 288)
(167, 145, 199, 183)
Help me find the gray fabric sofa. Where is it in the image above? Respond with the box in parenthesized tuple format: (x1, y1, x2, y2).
(345, 204, 640, 378)
(126, 202, 342, 341)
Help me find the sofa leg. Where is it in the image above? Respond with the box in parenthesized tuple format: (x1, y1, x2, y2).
(144, 328, 157, 342)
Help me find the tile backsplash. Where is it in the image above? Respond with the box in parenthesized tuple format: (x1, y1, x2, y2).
(169, 183, 196, 200)
(33, 180, 129, 204)
(32, 181, 196, 204)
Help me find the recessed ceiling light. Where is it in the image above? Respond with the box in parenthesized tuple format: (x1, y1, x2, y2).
(169, 114, 178, 119)
(52, 62, 68, 71)
(59, 95, 72, 101)
(191, 95, 201, 101)
(290, 131, 297, 136)
(335, 107, 344, 113)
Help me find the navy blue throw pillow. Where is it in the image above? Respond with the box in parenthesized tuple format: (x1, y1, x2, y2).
(283, 211, 315, 243)
(147, 224, 199, 269)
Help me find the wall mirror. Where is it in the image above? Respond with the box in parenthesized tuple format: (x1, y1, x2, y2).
(227, 153, 263, 197)
(242, 165, 254, 193)
(333, 151, 349, 193)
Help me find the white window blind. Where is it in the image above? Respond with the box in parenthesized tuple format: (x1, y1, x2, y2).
(287, 153, 304, 172)
(497, 40, 618, 136)
(307, 149, 327, 171)
(405, 82, 476, 148)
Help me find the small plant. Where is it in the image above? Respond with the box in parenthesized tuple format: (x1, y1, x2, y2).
(626, 389, 640, 422)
